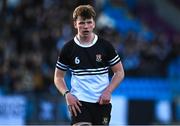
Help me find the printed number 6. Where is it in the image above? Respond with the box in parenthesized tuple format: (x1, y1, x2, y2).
(75, 57, 80, 64)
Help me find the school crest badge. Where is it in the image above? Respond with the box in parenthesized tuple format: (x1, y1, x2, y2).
(102, 117, 109, 125)
(96, 54, 102, 62)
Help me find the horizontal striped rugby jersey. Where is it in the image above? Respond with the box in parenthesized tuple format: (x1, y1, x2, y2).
(56, 34, 121, 103)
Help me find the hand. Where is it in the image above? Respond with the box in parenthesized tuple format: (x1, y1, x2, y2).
(98, 90, 111, 105)
(65, 93, 82, 116)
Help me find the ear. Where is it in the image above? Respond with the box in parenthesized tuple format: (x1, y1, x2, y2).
(74, 21, 77, 29)
(93, 20, 95, 29)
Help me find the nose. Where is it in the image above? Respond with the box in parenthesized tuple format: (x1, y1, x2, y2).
(84, 23, 88, 28)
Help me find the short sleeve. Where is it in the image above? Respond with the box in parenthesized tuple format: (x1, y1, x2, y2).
(106, 42, 121, 66)
(56, 46, 69, 71)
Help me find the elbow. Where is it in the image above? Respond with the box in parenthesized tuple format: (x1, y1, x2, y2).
(54, 72, 59, 85)
(119, 69, 125, 81)
(54, 76, 57, 85)
(117, 69, 125, 81)
(121, 69, 125, 80)
(54, 74, 60, 85)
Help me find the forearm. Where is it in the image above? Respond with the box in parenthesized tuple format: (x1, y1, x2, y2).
(54, 78, 69, 95)
(99, 67, 124, 105)
(54, 68, 69, 95)
(106, 62, 125, 93)
(106, 70, 124, 93)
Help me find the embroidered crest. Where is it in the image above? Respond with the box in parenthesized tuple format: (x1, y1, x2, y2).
(102, 117, 109, 124)
(96, 54, 102, 62)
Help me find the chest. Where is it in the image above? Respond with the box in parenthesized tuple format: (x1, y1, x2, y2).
(68, 45, 108, 69)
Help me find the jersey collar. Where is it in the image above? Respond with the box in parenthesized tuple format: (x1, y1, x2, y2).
(74, 34, 98, 48)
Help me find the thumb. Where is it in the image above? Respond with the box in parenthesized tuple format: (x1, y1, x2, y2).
(98, 96, 103, 105)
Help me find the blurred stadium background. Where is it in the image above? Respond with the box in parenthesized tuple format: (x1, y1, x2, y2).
(0, 0, 180, 125)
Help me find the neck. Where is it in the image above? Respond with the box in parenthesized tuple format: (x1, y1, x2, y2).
(77, 33, 95, 44)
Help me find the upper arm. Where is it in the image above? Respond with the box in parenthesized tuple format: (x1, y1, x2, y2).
(54, 45, 69, 82)
(111, 61, 124, 77)
(56, 43, 70, 71)
(104, 40, 121, 66)
(54, 68, 66, 81)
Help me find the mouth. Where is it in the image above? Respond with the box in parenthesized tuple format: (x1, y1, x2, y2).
(83, 30, 89, 33)
(82, 30, 90, 35)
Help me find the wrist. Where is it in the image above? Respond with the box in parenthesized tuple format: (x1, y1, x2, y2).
(106, 87, 112, 94)
(63, 90, 70, 97)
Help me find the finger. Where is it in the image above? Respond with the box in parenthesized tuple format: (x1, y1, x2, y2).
(98, 96, 102, 104)
(99, 98, 103, 105)
(74, 103, 81, 114)
(71, 105, 77, 117)
(103, 100, 110, 104)
(77, 101, 82, 106)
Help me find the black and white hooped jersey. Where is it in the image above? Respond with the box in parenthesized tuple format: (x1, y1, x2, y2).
(56, 34, 121, 103)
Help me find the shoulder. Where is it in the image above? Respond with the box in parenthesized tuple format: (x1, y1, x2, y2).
(62, 39, 75, 49)
(58, 39, 75, 55)
(97, 36, 114, 48)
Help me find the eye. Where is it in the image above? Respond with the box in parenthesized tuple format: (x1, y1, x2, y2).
(79, 22, 85, 25)
(87, 21, 93, 24)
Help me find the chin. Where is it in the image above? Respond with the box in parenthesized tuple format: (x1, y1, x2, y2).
(82, 34, 89, 37)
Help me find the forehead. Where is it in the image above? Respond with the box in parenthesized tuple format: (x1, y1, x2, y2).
(76, 16, 94, 22)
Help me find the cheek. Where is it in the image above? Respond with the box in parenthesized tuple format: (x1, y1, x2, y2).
(78, 26, 84, 30)
(92, 24, 95, 29)
(87, 24, 95, 29)
(92, 23, 95, 29)
(74, 25, 81, 30)
(91, 25, 95, 30)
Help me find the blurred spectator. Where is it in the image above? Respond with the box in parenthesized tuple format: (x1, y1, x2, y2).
(0, 0, 179, 106)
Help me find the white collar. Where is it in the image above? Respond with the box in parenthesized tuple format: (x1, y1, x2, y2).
(74, 34, 98, 48)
